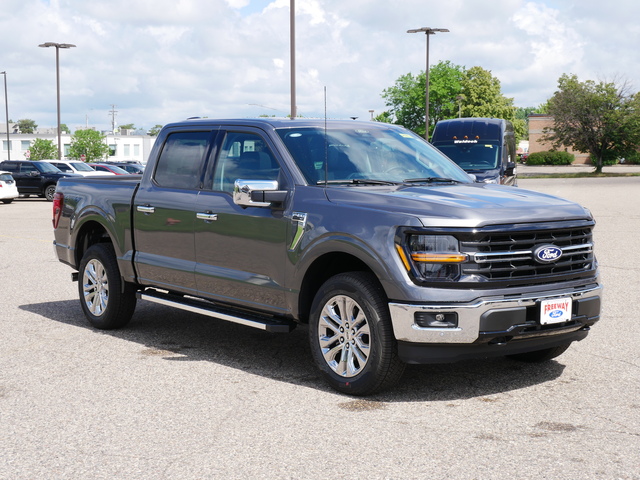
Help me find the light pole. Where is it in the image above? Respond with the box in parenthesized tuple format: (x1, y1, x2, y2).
(39, 42, 76, 160)
(407, 27, 449, 139)
(290, 0, 296, 119)
(0, 71, 9, 161)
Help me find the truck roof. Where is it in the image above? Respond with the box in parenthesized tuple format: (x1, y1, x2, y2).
(431, 117, 513, 143)
(163, 117, 408, 131)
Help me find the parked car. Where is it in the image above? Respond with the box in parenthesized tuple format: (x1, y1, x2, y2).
(89, 163, 130, 175)
(45, 160, 114, 176)
(0, 160, 76, 201)
(0, 170, 19, 204)
(107, 162, 145, 174)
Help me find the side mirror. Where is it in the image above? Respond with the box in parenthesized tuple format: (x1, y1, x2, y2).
(505, 162, 517, 176)
(233, 179, 287, 208)
(30, 171, 41, 177)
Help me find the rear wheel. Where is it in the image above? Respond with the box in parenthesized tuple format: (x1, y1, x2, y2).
(309, 272, 405, 395)
(1, 199, 13, 204)
(507, 343, 571, 363)
(78, 243, 137, 329)
(44, 184, 57, 201)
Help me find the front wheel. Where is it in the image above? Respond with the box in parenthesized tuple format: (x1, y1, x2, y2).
(78, 243, 137, 330)
(309, 272, 405, 396)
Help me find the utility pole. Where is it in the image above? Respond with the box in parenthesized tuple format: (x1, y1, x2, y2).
(109, 104, 118, 133)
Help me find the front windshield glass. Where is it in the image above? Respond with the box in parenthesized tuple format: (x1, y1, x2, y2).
(433, 143, 501, 171)
(276, 125, 471, 185)
(35, 162, 62, 173)
(70, 162, 95, 172)
(100, 165, 129, 174)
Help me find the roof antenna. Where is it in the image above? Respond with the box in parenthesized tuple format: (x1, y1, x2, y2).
(324, 86, 328, 187)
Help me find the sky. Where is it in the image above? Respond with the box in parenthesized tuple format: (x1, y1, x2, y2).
(1, 0, 639, 133)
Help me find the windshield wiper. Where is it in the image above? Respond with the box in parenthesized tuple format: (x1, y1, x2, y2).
(403, 177, 463, 184)
(317, 178, 401, 186)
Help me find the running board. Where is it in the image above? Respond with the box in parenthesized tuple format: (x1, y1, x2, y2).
(137, 289, 295, 333)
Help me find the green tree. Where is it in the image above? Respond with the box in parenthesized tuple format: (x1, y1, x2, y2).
(68, 129, 110, 162)
(380, 61, 466, 137)
(119, 123, 135, 130)
(148, 124, 163, 136)
(29, 138, 58, 160)
(429, 61, 466, 126)
(380, 72, 425, 135)
(460, 66, 516, 121)
(17, 119, 38, 134)
(544, 74, 640, 173)
(380, 63, 526, 139)
(60, 123, 70, 134)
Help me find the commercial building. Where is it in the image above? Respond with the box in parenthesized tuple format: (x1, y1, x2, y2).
(0, 125, 156, 163)
(528, 114, 590, 164)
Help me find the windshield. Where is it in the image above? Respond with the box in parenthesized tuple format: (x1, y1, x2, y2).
(34, 162, 63, 173)
(277, 125, 471, 185)
(69, 162, 95, 172)
(103, 165, 129, 174)
(433, 143, 501, 171)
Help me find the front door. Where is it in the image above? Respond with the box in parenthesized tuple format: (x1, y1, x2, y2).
(14, 162, 42, 194)
(194, 129, 290, 313)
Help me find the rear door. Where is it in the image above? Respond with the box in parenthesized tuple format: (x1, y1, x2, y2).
(193, 127, 291, 313)
(133, 129, 216, 295)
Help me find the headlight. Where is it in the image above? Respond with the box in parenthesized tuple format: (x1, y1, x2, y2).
(396, 234, 467, 282)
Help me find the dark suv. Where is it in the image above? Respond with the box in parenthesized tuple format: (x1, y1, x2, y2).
(0, 160, 74, 201)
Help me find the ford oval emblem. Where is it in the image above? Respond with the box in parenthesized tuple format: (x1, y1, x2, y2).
(533, 245, 563, 263)
(549, 310, 564, 318)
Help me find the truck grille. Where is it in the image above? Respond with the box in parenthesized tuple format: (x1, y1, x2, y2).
(458, 221, 596, 285)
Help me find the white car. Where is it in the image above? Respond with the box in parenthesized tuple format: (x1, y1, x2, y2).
(0, 170, 19, 204)
(45, 160, 115, 177)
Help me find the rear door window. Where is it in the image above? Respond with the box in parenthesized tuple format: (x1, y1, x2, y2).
(154, 131, 211, 190)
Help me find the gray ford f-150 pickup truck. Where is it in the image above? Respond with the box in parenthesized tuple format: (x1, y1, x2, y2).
(53, 118, 602, 395)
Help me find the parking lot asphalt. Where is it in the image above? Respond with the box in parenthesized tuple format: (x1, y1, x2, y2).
(1, 179, 639, 480)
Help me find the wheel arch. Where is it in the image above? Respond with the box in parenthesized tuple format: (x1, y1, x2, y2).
(73, 219, 112, 268)
(296, 251, 385, 324)
(71, 211, 137, 285)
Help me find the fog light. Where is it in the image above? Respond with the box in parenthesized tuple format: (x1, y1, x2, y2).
(415, 312, 458, 328)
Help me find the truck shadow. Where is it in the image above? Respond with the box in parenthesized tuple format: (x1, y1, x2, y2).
(20, 300, 566, 402)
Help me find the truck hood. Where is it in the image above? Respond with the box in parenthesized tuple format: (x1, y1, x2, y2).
(324, 183, 591, 227)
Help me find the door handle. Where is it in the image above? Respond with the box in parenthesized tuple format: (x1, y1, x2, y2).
(196, 212, 218, 222)
(137, 205, 155, 214)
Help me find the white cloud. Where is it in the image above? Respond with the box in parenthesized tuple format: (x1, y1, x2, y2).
(1, 0, 639, 132)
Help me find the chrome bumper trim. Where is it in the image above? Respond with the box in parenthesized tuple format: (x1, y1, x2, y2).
(388, 284, 602, 344)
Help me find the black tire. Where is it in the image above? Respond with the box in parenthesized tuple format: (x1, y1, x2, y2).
(78, 243, 137, 330)
(2, 199, 13, 204)
(506, 343, 571, 363)
(44, 184, 57, 201)
(309, 272, 405, 396)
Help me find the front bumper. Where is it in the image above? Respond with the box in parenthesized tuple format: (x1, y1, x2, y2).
(388, 283, 602, 362)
